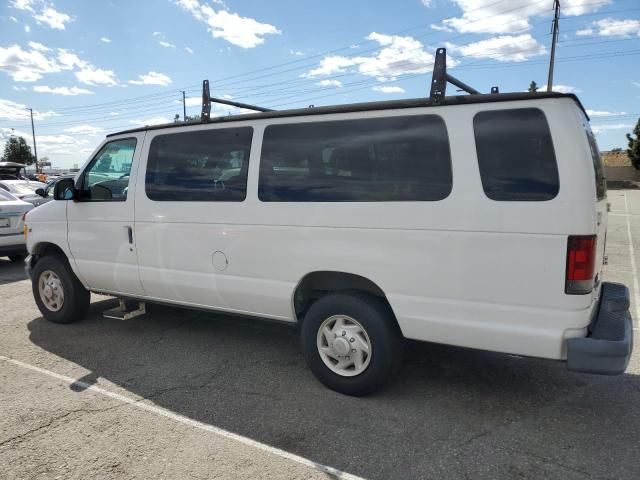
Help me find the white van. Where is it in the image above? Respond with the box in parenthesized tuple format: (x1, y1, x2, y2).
(24, 89, 633, 395)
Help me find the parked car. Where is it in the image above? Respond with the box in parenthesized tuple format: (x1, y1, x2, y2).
(23, 90, 632, 396)
(0, 189, 33, 262)
(0, 161, 27, 179)
(0, 179, 47, 207)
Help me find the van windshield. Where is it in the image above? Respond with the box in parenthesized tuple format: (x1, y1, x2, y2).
(585, 125, 607, 200)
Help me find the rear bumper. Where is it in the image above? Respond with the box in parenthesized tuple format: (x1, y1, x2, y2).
(567, 282, 633, 375)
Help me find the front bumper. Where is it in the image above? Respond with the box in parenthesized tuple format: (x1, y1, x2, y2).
(567, 282, 633, 375)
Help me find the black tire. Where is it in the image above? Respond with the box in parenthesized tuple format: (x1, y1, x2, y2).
(300, 292, 403, 396)
(8, 254, 25, 263)
(32, 255, 90, 324)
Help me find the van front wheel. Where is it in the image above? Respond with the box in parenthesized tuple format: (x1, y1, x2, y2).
(301, 293, 403, 396)
(32, 255, 90, 324)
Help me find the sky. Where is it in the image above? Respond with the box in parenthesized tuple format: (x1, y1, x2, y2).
(0, 0, 639, 169)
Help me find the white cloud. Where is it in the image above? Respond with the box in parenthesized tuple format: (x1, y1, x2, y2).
(316, 79, 342, 87)
(100, 37, 111, 43)
(159, 40, 176, 48)
(185, 46, 194, 54)
(64, 125, 104, 135)
(591, 123, 633, 134)
(12, 86, 27, 91)
(34, 6, 71, 30)
(289, 49, 304, 56)
(33, 85, 94, 95)
(182, 96, 201, 107)
(10, 16, 18, 22)
(430, 23, 453, 32)
(576, 28, 593, 36)
(586, 109, 627, 118)
(129, 116, 171, 126)
(421, 0, 433, 6)
(129, 71, 172, 86)
(0, 43, 118, 85)
(0, 44, 59, 81)
(0, 98, 58, 121)
(10, 0, 36, 13)
(24, 25, 30, 33)
(447, 34, 546, 62)
(373, 85, 405, 93)
(590, 18, 640, 38)
(175, 0, 281, 48)
(437, 0, 611, 35)
(27, 41, 49, 52)
(305, 32, 440, 81)
(153, 31, 162, 36)
(541, 84, 580, 94)
(75, 66, 118, 86)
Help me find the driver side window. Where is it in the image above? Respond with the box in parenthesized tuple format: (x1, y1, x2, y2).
(80, 138, 137, 201)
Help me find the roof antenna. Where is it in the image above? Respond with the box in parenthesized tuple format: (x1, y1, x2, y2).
(429, 48, 481, 105)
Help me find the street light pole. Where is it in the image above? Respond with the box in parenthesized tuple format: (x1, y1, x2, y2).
(547, 0, 561, 92)
(28, 108, 39, 173)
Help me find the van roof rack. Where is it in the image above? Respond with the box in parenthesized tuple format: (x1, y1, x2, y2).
(430, 48, 497, 104)
(201, 80, 273, 123)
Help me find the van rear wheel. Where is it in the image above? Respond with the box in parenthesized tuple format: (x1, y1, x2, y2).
(300, 293, 403, 396)
(32, 255, 90, 324)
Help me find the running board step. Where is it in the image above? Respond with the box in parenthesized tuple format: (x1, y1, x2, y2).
(103, 299, 146, 321)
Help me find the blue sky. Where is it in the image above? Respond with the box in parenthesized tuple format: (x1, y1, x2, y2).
(1, 0, 639, 169)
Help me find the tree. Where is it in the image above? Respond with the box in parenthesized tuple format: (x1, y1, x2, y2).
(1, 136, 35, 165)
(627, 117, 640, 170)
(528, 81, 538, 93)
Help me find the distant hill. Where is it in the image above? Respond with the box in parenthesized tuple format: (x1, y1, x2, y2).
(602, 150, 631, 167)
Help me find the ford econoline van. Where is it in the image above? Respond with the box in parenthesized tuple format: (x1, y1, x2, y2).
(24, 90, 633, 395)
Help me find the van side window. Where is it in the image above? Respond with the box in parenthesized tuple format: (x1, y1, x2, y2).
(259, 115, 452, 202)
(145, 127, 253, 202)
(585, 126, 607, 200)
(79, 138, 136, 202)
(474, 108, 559, 201)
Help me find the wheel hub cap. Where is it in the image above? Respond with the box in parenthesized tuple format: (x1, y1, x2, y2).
(38, 270, 64, 312)
(316, 314, 372, 377)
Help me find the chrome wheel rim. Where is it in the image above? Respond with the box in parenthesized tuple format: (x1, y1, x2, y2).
(38, 270, 64, 312)
(316, 315, 372, 377)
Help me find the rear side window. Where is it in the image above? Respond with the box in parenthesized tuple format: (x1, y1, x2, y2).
(146, 127, 253, 202)
(259, 115, 452, 202)
(474, 108, 559, 201)
(585, 126, 607, 200)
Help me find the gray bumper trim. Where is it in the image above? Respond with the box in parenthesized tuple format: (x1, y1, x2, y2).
(567, 282, 634, 375)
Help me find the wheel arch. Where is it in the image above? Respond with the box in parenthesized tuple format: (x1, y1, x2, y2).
(292, 270, 402, 332)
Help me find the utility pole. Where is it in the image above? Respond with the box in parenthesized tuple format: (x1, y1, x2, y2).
(547, 0, 560, 92)
(181, 90, 186, 122)
(28, 108, 39, 173)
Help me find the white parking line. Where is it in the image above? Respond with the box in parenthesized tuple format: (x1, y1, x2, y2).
(623, 193, 640, 321)
(0, 355, 365, 480)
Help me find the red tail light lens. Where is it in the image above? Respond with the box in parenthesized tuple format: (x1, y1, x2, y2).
(565, 235, 597, 294)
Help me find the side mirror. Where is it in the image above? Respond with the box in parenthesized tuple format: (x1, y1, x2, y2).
(53, 178, 77, 201)
(35, 188, 45, 197)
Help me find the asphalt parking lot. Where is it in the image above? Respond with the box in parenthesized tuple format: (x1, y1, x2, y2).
(1, 189, 639, 480)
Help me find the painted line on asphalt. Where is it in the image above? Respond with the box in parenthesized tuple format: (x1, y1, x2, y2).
(623, 193, 640, 321)
(0, 355, 365, 480)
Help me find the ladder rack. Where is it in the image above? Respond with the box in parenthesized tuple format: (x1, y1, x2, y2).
(201, 80, 273, 123)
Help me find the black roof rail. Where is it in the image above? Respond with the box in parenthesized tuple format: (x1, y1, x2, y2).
(429, 48, 482, 104)
(201, 80, 273, 123)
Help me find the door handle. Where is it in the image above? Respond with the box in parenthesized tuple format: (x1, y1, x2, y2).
(126, 226, 133, 244)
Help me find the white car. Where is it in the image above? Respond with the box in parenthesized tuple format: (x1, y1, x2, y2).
(0, 179, 47, 208)
(23, 83, 632, 395)
(0, 189, 33, 262)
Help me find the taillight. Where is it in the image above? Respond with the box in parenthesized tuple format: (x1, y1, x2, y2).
(565, 235, 597, 294)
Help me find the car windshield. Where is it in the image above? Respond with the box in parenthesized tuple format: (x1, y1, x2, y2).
(5, 183, 37, 195)
(0, 189, 19, 201)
